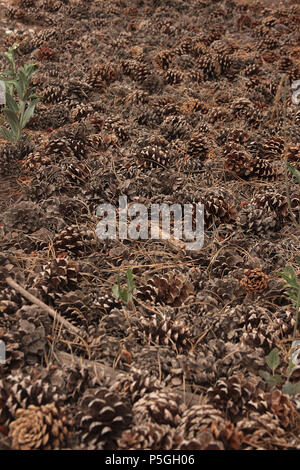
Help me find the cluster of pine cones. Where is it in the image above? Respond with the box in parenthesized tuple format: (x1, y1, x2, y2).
(0, 0, 300, 450)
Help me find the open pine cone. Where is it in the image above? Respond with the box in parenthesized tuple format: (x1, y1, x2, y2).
(9, 403, 72, 450)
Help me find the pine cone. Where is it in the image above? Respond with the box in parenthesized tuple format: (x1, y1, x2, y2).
(33, 257, 80, 302)
(236, 412, 285, 450)
(207, 374, 266, 422)
(178, 404, 224, 440)
(238, 204, 277, 234)
(153, 50, 173, 70)
(181, 98, 208, 115)
(70, 104, 93, 122)
(196, 53, 228, 80)
(264, 389, 296, 429)
(231, 97, 253, 117)
(9, 404, 72, 450)
(132, 390, 184, 427)
(285, 143, 300, 163)
(43, 137, 74, 160)
(250, 189, 289, 223)
(110, 368, 163, 406)
(42, 84, 66, 103)
(0, 253, 17, 285)
(53, 225, 94, 256)
(224, 148, 255, 177)
(198, 420, 244, 450)
(135, 146, 170, 169)
(75, 387, 132, 449)
(161, 115, 191, 140)
(163, 68, 183, 85)
(94, 294, 123, 315)
(117, 423, 178, 450)
(136, 271, 194, 307)
(138, 315, 192, 353)
(87, 63, 119, 88)
(0, 145, 16, 176)
(178, 431, 224, 450)
(202, 190, 237, 228)
(61, 364, 93, 403)
(250, 157, 279, 179)
(186, 133, 210, 160)
(13, 317, 46, 364)
(21, 151, 52, 173)
(0, 370, 66, 427)
(261, 136, 285, 159)
(0, 287, 23, 318)
(121, 60, 151, 83)
(240, 268, 269, 294)
(2, 201, 44, 234)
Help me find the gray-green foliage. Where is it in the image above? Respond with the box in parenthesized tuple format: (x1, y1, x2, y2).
(0, 43, 39, 142)
(112, 268, 135, 308)
(260, 258, 300, 395)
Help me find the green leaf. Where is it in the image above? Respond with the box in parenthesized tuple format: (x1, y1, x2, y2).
(5, 92, 19, 114)
(281, 266, 298, 283)
(14, 80, 23, 101)
(1, 69, 14, 78)
(112, 271, 122, 299)
(288, 163, 300, 185)
(126, 268, 135, 294)
(120, 288, 128, 303)
(112, 284, 120, 300)
(21, 99, 38, 129)
(4, 51, 14, 69)
(287, 360, 296, 378)
(0, 126, 15, 142)
(266, 348, 280, 373)
(22, 63, 38, 80)
(3, 107, 20, 136)
(282, 381, 300, 396)
(259, 370, 283, 387)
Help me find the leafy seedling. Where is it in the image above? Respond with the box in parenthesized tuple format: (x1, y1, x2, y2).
(0, 43, 40, 142)
(112, 268, 135, 309)
(259, 348, 283, 388)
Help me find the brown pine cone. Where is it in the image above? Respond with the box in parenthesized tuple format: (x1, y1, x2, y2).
(53, 225, 95, 256)
(207, 374, 266, 422)
(138, 314, 192, 353)
(110, 368, 163, 406)
(135, 146, 170, 169)
(236, 412, 285, 450)
(240, 267, 269, 294)
(117, 423, 179, 450)
(2, 201, 44, 235)
(264, 389, 296, 430)
(178, 404, 224, 440)
(33, 257, 80, 302)
(133, 390, 184, 427)
(75, 387, 132, 449)
(199, 420, 244, 450)
(136, 271, 194, 307)
(9, 404, 72, 450)
(202, 190, 237, 228)
(0, 370, 66, 427)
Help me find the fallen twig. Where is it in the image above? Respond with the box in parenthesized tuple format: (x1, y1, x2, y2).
(5, 276, 81, 335)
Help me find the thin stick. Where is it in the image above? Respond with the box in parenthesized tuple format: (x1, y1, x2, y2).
(5, 276, 81, 335)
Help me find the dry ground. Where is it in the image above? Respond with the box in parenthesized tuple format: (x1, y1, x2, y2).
(0, 0, 300, 451)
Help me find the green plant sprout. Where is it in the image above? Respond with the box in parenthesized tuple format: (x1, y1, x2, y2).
(260, 261, 300, 395)
(112, 268, 135, 309)
(0, 42, 39, 142)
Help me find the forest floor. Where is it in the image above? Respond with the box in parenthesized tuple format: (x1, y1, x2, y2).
(0, 0, 300, 451)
